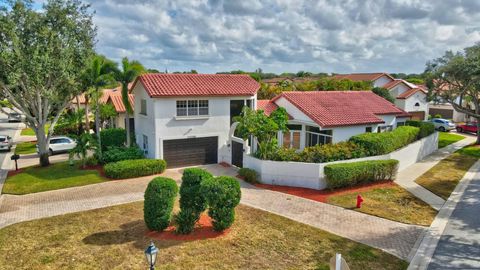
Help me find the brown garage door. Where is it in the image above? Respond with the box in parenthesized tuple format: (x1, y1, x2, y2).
(409, 111, 425, 121)
(163, 137, 218, 168)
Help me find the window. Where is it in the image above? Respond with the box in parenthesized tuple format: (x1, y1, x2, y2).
(306, 126, 332, 147)
(366, 127, 372, 133)
(283, 125, 302, 149)
(142, 135, 148, 155)
(377, 125, 393, 133)
(414, 102, 420, 107)
(140, 99, 147, 115)
(177, 100, 209, 117)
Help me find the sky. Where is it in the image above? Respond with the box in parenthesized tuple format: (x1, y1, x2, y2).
(40, 0, 480, 74)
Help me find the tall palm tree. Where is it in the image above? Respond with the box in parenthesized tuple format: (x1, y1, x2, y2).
(82, 55, 117, 157)
(114, 57, 145, 146)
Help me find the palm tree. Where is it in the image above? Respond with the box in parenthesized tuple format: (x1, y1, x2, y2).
(81, 55, 117, 157)
(114, 57, 145, 146)
(69, 133, 98, 168)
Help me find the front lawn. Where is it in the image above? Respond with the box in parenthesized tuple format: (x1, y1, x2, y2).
(14, 141, 36, 155)
(416, 145, 480, 200)
(20, 123, 50, 136)
(0, 202, 407, 270)
(327, 184, 436, 226)
(438, 132, 465, 148)
(2, 162, 107, 195)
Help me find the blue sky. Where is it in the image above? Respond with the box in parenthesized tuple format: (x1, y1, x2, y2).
(39, 0, 480, 74)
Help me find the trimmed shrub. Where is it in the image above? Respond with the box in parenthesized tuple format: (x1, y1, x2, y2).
(238, 168, 258, 184)
(349, 126, 419, 156)
(176, 168, 213, 234)
(100, 128, 126, 150)
(103, 146, 144, 163)
(144, 177, 178, 231)
(324, 159, 399, 189)
(300, 141, 367, 163)
(202, 176, 241, 231)
(104, 159, 166, 179)
(272, 147, 303, 162)
(406, 120, 435, 139)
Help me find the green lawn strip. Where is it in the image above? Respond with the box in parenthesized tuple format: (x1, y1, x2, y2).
(14, 141, 37, 155)
(0, 202, 407, 270)
(20, 124, 50, 136)
(327, 185, 437, 226)
(2, 162, 107, 195)
(438, 132, 465, 148)
(416, 145, 480, 200)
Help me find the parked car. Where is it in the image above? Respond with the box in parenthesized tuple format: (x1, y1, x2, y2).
(0, 135, 13, 151)
(430, 118, 456, 132)
(7, 112, 23, 123)
(456, 122, 478, 134)
(36, 136, 76, 155)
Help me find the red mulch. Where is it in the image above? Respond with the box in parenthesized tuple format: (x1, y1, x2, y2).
(80, 165, 107, 178)
(146, 215, 229, 241)
(7, 169, 24, 177)
(219, 162, 231, 168)
(255, 181, 396, 203)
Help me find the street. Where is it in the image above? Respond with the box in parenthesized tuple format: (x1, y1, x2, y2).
(0, 111, 23, 169)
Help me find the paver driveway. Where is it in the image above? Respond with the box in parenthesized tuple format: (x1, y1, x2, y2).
(0, 164, 423, 260)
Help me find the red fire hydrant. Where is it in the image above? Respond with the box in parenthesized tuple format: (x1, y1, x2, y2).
(356, 195, 364, 208)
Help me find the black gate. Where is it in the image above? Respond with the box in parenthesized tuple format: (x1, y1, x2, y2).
(231, 141, 243, 168)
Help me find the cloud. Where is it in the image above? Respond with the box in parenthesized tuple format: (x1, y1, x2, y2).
(88, 0, 480, 74)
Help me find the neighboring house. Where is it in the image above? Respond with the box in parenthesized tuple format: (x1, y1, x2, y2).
(70, 83, 133, 112)
(257, 91, 411, 151)
(105, 93, 135, 130)
(262, 76, 324, 86)
(333, 73, 428, 120)
(131, 73, 260, 167)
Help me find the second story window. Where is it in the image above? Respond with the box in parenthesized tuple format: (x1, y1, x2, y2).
(177, 100, 209, 117)
(140, 99, 147, 115)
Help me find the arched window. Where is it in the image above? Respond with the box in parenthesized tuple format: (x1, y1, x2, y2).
(414, 102, 420, 107)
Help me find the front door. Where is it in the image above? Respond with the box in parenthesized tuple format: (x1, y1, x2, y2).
(231, 141, 243, 168)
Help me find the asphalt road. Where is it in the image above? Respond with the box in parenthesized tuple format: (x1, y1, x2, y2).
(0, 112, 23, 168)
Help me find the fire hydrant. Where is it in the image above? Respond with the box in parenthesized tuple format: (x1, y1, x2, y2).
(356, 195, 364, 208)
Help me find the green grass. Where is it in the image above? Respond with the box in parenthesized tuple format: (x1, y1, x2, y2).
(14, 141, 37, 155)
(21, 124, 50, 136)
(438, 132, 465, 148)
(416, 145, 480, 200)
(327, 184, 437, 226)
(2, 162, 108, 195)
(0, 202, 408, 270)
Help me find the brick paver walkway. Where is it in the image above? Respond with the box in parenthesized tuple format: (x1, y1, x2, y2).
(0, 164, 423, 260)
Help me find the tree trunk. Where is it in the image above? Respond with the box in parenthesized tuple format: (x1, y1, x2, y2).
(95, 87, 102, 158)
(476, 120, 480, 145)
(36, 125, 50, 167)
(85, 95, 90, 133)
(125, 113, 131, 147)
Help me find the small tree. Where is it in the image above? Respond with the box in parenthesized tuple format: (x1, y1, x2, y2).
(144, 177, 178, 231)
(372, 87, 395, 103)
(234, 107, 288, 160)
(69, 133, 97, 168)
(426, 43, 480, 144)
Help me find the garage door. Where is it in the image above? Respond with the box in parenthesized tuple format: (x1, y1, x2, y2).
(409, 111, 425, 121)
(163, 137, 218, 168)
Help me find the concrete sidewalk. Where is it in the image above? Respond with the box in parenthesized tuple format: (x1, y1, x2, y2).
(408, 160, 480, 269)
(395, 135, 476, 210)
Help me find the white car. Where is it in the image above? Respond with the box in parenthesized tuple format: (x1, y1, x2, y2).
(430, 118, 456, 132)
(37, 136, 77, 155)
(0, 135, 13, 151)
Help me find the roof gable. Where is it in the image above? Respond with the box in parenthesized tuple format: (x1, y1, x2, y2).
(107, 94, 135, 113)
(133, 73, 260, 97)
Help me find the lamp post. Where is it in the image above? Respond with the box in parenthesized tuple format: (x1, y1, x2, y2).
(144, 241, 158, 270)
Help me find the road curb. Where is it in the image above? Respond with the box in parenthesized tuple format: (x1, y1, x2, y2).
(407, 160, 480, 269)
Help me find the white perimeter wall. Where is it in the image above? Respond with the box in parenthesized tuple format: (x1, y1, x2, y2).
(244, 132, 439, 190)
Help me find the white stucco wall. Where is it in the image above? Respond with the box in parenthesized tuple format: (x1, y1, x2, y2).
(331, 125, 370, 143)
(403, 92, 428, 115)
(244, 132, 439, 190)
(132, 83, 157, 158)
(389, 83, 410, 98)
(373, 75, 394, 87)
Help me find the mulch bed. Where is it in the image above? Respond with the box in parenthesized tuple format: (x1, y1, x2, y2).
(80, 165, 106, 178)
(146, 215, 229, 241)
(255, 181, 396, 203)
(219, 162, 231, 168)
(7, 169, 24, 177)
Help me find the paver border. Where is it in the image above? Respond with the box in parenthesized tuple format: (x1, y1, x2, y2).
(407, 160, 480, 269)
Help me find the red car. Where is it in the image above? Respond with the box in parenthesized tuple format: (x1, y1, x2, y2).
(456, 122, 478, 134)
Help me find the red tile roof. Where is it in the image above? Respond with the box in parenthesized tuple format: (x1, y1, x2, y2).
(332, 73, 394, 82)
(383, 79, 405, 90)
(107, 94, 135, 113)
(134, 73, 260, 97)
(272, 91, 408, 128)
(396, 88, 427, 99)
(257, 99, 278, 116)
(72, 83, 134, 105)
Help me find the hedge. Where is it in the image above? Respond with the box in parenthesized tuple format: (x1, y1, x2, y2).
(238, 168, 258, 184)
(104, 159, 166, 179)
(144, 177, 178, 231)
(176, 168, 213, 234)
(349, 126, 419, 156)
(100, 128, 126, 150)
(103, 146, 145, 163)
(406, 120, 435, 139)
(324, 159, 399, 189)
(201, 176, 241, 231)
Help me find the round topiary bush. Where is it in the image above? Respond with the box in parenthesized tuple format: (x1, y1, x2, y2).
(201, 176, 241, 231)
(176, 168, 213, 234)
(144, 177, 178, 231)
